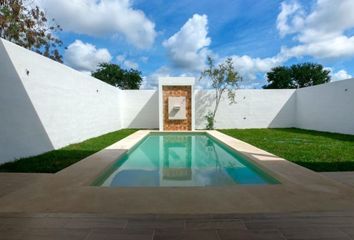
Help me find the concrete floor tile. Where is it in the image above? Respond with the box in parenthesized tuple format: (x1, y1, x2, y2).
(0, 217, 67, 229)
(153, 229, 219, 240)
(280, 227, 350, 239)
(25, 229, 89, 240)
(340, 228, 354, 239)
(217, 229, 285, 240)
(126, 219, 185, 230)
(64, 217, 127, 229)
(0, 228, 26, 240)
(185, 219, 247, 230)
(86, 229, 154, 240)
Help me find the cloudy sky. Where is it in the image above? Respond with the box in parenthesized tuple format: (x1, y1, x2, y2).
(34, 0, 354, 88)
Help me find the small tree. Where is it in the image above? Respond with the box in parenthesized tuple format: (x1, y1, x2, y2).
(0, 0, 63, 62)
(200, 56, 242, 129)
(263, 63, 330, 89)
(92, 63, 143, 89)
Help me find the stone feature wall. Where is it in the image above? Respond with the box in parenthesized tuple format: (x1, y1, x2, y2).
(163, 86, 192, 130)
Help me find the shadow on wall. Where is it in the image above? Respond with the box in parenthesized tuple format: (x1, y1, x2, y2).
(0, 41, 54, 164)
(127, 91, 159, 129)
(269, 91, 297, 128)
(195, 90, 214, 129)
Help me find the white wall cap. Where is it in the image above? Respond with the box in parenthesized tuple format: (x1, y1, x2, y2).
(159, 77, 195, 86)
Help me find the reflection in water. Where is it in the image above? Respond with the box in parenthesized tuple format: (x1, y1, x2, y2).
(100, 133, 277, 187)
(163, 135, 192, 181)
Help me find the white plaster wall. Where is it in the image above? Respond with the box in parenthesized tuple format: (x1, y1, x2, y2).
(1, 38, 354, 164)
(120, 90, 158, 129)
(195, 89, 296, 129)
(0, 39, 121, 163)
(295, 79, 354, 135)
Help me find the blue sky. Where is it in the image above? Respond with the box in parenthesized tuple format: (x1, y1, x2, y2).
(35, 0, 354, 88)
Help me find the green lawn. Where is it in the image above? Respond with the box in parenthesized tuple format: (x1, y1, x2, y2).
(0, 129, 137, 173)
(220, 128, 354, 172)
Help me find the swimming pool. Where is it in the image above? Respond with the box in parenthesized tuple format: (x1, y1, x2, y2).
(93, 133, 278, 187)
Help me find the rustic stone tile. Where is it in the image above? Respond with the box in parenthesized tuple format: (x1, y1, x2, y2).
(163, 86, 192, 131)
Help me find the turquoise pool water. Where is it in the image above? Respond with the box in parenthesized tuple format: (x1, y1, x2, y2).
(94, 133, 278, 187)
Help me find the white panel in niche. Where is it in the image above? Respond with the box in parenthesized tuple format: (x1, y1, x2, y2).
(168, 96, 186, 120)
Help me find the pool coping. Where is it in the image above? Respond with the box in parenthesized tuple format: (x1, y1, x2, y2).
(92, 130, 280, 187)
(1, 130, 354, 214)
(62, 129, 341, 188)
(43, 129, 354, 188)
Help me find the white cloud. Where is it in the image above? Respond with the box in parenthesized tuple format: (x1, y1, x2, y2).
(278, 0, 354, 59)
(64, 40, 112, 72)
(331, 69, 352, 81)
(163, 14, 211, 71)
(277, 1, 304, 37)
(206, 0, 354, 87)
(229, 55, 285, 83)
(116, 55, 139, 69)
(116, 55, 125, 63)
(140, 56, 149, 63)
(123, 60, 138, 69)
(177, 0, 354, 88)
(140, 66, 171, 89)
(281, 36, 354, 59)
(36, 0, 156, 49)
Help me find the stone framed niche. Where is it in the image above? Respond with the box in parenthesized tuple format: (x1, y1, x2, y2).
(159, 77, 195, 131)
(168, 96, 186, 120)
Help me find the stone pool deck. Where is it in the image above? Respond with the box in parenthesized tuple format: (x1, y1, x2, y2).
(0, 130, 354, 214)
(1, 130, 354, 239)
(322, 171, 354, 188)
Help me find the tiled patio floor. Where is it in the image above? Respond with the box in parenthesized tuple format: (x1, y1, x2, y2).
(1, 212, 354, 239)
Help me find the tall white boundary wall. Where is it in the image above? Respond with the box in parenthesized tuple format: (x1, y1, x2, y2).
(120, 90, 158, 129)
(295, 80, 354, 135)
(195, 89, 296, 129)
(1, 38, 354, 164)
(0, 39, 122, 164)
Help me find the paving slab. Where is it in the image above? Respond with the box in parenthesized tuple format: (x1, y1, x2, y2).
(321, 172, 354, 188)
(0, 173, 49, 197)
(0, 212, 353, 240)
